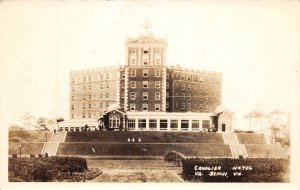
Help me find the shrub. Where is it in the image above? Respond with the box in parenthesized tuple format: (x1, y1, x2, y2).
(30, 154, 35, 157)
(12, 154, 17, 158)
(164, 151, 186, 167)
(9, 157, 89, 182)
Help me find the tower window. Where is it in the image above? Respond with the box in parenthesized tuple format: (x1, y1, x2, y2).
(155, 92, 160, 100)
(143, 70, 148, 77)
(143, 92, 148, 100)
(130, 92, 136, 100)
(143, 81, 148, 88)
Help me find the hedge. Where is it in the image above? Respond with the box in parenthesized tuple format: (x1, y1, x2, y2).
(182, 158, 289, 182)
(9, 157, 89, 182)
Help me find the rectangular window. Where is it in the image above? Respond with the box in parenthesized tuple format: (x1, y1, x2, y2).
(166, 73, 169, 79)
(155, 92, 160, 100)
(100, 83, 104, 89)
(143, 59, 148, 66)
(100, 74, 103, 80)
(192, 120, 200, 131)
(88, 76, 92, 82)
(106, 83, 109, 88)
(121, 72, 125, 79)
(138, 119, 147, 130)
(71, 105, 74, 110)
(181, 120, 189, 130)
(155, 59, 161, 66)
(143, 81, 148, 88)
(71, 114, 74, 119)
(106, 102, 109, 107)
(187, 93, 191, 100)
(182, 93, 185, 99)
(128, 119, 135, 131)
(182, 103, 185, 109)
(88, 113, 91, 118)
(143, 70, 148, 77)
(143, 50, 148, 54)
(130, 92, 136, 100)
(121, 82, 125, 88)
(89, 104, 91, 109)
(130, 47, 137, 54)
(100, 93, 103, 99)
(83, 85, 86, 90)
(166, 101, 169, 108)
(155, 81, 160, 88)
(155, 70, 160, 77)
(171, 120, 178, 131)
(155, 104, 160, 111)
(187, 75, 191, 81)
(83, 104, 86, 109)
(166, 92, 169, 98)
(106, 73, 110, 80)
(83, 76, 86, 82)
(131, 69, 136, 77)
(83, 95, 86, 100)
(143, 92, 148, 100)
(106, 93, 109, 98)
(89, 95, 91, 99)
(130, 81, 136, 88)
(82, 113, 85, 118)
(142, 104, 148, 111)
(100, 103, 103, 108)
(187, 103, 191, 109)
(166, 82, 169, 89)
(131, 59, 136, 65)
(187, 84, 191, 90)
(181, 74, 185, 80)
(182, 83, 185, 90)
(202, 120, 210, 131)
(130, 104, 135, 111)
(121, 92, 124, 98)
(159, 119, 167, 130)
(149, 119, 157, 130)
(88, 85, 91, 90)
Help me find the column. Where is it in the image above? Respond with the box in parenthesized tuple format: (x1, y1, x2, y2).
(178, 119, 181, 131)
(146, 118, 149, 131)
(135, 118, 139, 131)
(199, 120, 203, 132)
(156, 119, 160, 131)
(167, 118, 171, 131)
(188, 119, 192, 131)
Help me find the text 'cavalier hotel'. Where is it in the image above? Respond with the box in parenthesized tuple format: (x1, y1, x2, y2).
(59, 21, 235, 132)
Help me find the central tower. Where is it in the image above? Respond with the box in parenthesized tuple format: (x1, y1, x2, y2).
(122, 22, 168, 112)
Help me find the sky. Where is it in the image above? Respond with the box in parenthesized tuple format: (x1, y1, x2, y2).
(0, 0, 299, 130)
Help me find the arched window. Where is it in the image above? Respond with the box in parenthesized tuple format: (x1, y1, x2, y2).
(109, 115, 120, 128)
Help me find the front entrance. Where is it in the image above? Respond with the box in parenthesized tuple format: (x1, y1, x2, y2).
(222, 124, 226, 132)
(101, 109, 126, 131)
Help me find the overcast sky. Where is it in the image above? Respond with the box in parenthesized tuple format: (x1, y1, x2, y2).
(0, 1, 299, 129)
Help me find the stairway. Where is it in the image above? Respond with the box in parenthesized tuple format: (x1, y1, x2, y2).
(41, 131, 66, 156)
(222, 133, 239, 144)
(230, 144, 248, 158)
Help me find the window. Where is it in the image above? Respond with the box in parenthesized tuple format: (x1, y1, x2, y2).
(166, 82, 169, 89)
(106, 102, 109, 107)
(138, 119, 147, 130)
(166, 92, 169, 98)
(187, 93, 191, 100)
(88, 113, 91, 118)
(187, 75, 191, 81)
(155, 70, 160, 77)
(106, 73, 110, 80)
(181, 74, 185, 80)
(182, 93, 185, 99)
(182, 83, 185, 90)
(166, 101, 169, 108)
(89, 95, 91, 99)
(130, 47, 137, 54)
(187, 84, 191, 90)
(71, 114, 74, 119)
(159, 119, 167, 130)
(187, 103, 191, 109)
(100, 83, 104, 89)
(106, 93, 109, 98)
(143, 92, 148, 100)
(88, 76, 92, 82)
(171, 120, 178, 131)
(204, 96, 208, 102)
(166, 73, 169, 79)
(109, 115, 120, 128)
(82, 113, 85, 118)
(71, 105, 74, 110)
(181, 120, 189, 130)
(175, 93, 178, 98)
(143, 81, 148, 88)
(100, 74, 103, 80)
(130, 92, 136, 100)
(128, 119, 135, 130)
(83, 85, 86, 90)
(155, 59, 161, 66)
(106, 83, 109, 88)
(100, 93, 103, 99)
(143, 70, 148, 77)
(155, 81, 160, 88)
(83, 76, 86, 82)
(121, 82, 125, 88)
(202, 120, 210, 131)
(155, 104, 160, 111)
(182, 103, 185, 109)
(131, 69, 136, 77)
(155, 92, 160, 100)
(131, 59, 136, 65)
(143, 59, 148, 66)
(89, 104, 91, 109)
(100, 103, 103, 108)
(149, 119, 157, 130)
(143, 50, 148, 54)
(121, 92, 124, 98)
(121, 72, 125, 79)
(142, 104, 148, 111)
(130, 81, 136, 88)
(130, 104, 135, 111)
(83, 104, 86, 109)
(192, 120, 200, 131)
(83, 95, 86, 100)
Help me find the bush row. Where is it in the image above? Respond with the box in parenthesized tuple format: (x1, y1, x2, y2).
(9, 157, 89, 182)
(164, 151, 186, 166)
(181, 158, 290, 182)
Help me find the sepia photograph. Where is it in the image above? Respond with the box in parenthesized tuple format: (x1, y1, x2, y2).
(0, 0, 299, 189)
